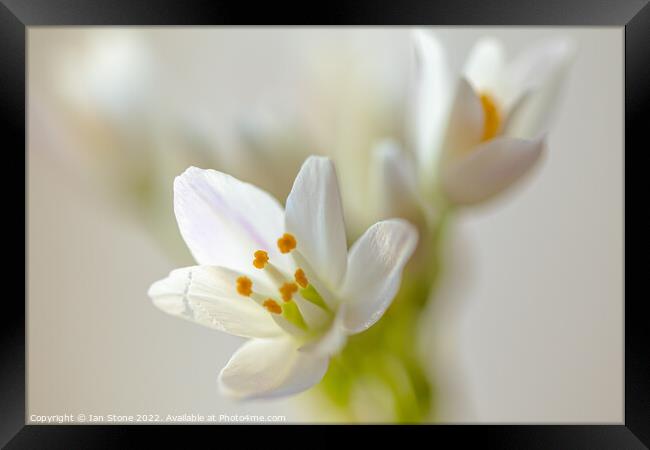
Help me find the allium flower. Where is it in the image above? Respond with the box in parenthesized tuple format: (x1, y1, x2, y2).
(377, 30, 574, 214)
(148, 156, 418, 399)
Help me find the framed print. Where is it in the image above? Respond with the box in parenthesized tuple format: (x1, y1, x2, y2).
(4, 0, 647, 446)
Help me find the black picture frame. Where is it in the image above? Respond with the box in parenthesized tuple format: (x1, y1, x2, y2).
(5, 0, 646, 447)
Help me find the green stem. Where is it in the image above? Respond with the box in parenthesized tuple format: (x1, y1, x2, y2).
(314, 206, 455, 423)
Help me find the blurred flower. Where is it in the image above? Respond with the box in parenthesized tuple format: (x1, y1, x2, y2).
(34, 30, 410, 254)
(148, 156, 417, 398)
(376, 30, 574, 216)
(191, 31, 409, 240)
(193, 107, 312, 204)
(32, 30, 221, 262)
(345, 31, 575, 421)
(297, 31, 409, 238)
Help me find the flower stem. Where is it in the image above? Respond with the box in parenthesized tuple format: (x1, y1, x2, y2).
(314, 206, 454, 423)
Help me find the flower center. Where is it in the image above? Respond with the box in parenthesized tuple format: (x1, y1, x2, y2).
(479, 92, 501, 142)
(234, 233, 331, 332)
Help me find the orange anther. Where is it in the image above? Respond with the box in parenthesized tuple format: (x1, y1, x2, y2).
(236, 276, 253, 297)
(277, 233, 297, 254)
(279, 282, 298, 302)
(294, 268, 309, 288)
(263, 299, 282, 314)
(253, 250, 269, 269)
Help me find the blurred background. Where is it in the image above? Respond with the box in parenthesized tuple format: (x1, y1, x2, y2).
(28, 27, 622, 423)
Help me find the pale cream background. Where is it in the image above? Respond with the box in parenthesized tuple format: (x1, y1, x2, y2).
(27, 28, 623, 423)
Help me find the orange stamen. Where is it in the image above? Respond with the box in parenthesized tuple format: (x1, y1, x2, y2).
(279, 282, 298, 302)
(236, 276, 253, 297)
(277, 233, 297, 254)
(479, 92, 501, 142)
(252, 250, 269, 269)
(263, 299, 282, 314)
(294, 268, 309, 288)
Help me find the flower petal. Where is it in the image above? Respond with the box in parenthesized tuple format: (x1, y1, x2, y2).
(441, 136, 545, 205)
(463, 37, 506, 92)
(299, 313, 347, 357)
(505, 38, 575, 101)
(294, 295, 331, 331)
(285, 156, 348, 289)
(218, 336, 329, 399)
(174, 166, 288, 274)
(409, 30, 452, 183)
(501, 38, 575, 137)
(340, 219, 418, 334)
(371, 139, 426, 225)
(440, 77, 484, 160)
(148, 266, 283, 338)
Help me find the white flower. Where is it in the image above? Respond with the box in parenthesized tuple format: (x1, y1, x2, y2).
(298, 30, 409, 236)
(377, 30, 574, 212)
(148, 156, 418, 399)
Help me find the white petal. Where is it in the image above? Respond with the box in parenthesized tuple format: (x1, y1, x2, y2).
(370, 139, 424, 224)
(441, 137, 545, 205)
(218, 337, 329, 399)
(463, 37, 506, 92)
(271, 310, 310, 338)
(505, 38, 575, 100)
(294, 295, 331, 331)
(409, 30, 452, 183)
(501, 38, 575, 137)
(440, 77, 484, 160)
(299, 312, 348, 357)
(148, 266, 283, 338)
(285, 156, 348, 289)
(174, 166, 288, 274)
(500, 91, 530, 135)
(341, 219, 418, 334)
